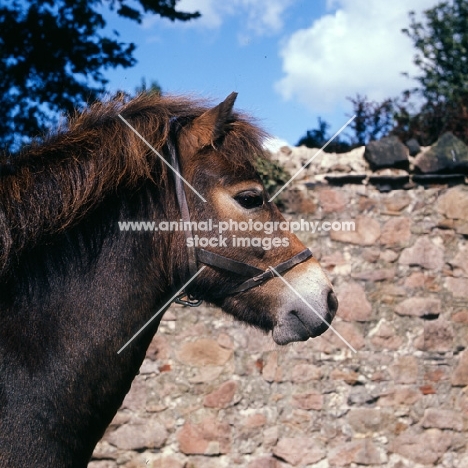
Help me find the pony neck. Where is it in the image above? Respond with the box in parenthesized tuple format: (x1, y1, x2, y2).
(0, 192, 178, 466)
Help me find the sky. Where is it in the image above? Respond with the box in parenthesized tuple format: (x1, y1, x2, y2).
(102, 0, 441, 148)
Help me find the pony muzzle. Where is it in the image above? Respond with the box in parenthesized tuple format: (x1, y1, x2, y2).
(271, 264, 338, 345)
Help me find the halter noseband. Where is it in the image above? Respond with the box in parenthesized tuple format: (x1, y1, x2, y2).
(166, 119, 313, 306)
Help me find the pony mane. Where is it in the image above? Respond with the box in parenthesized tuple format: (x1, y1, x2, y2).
(0, 93, 266, 278)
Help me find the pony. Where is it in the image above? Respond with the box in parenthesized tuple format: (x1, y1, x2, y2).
(0, 92, 337, 467)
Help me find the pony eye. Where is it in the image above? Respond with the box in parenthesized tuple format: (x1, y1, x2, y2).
(234, 191, 264, 209)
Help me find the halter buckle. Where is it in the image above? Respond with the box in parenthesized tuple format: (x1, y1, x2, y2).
(175, 292, 203, 307)
(252, 270, 275, 282)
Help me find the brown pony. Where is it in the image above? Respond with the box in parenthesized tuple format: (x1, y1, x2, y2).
(0, 92, 337, 467)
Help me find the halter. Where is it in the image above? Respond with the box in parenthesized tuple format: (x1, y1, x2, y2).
(166, 119, 313, 307)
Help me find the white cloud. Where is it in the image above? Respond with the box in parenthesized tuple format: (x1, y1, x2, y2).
(235, 0, 296, 37)
(145, 0, 296, 41)
(263, 136, 291, 152)
(275, 0, 439, 114)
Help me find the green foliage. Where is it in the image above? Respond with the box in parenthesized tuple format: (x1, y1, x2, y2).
(0, 0, 199, 151)
(347, 94, 395, 145)
(135, 78, 162, 96)
(297, 95, 395, 150)
(255, 157, 291, 203)
(394, 0, 468, 144)
(296, 117, 354, 153)
(392, 95, 468, 146)
(403, 0, 468, 103)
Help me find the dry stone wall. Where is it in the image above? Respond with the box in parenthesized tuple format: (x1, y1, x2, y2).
(90, 147, 468, 468)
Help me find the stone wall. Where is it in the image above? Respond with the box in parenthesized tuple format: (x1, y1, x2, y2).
(90, 180, 468, 468)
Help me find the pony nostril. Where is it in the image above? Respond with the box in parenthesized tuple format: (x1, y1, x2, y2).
(327, 290, 338, 318)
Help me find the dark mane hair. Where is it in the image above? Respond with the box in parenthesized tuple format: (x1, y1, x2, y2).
(0, 93, 266, 279)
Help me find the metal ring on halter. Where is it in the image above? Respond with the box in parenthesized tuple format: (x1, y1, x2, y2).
(175, 293, 203, 307)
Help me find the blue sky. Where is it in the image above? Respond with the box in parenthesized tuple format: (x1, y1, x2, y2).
(101, 0, 440, 147)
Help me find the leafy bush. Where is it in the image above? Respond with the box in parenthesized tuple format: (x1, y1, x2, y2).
(255, 156, 291, 204)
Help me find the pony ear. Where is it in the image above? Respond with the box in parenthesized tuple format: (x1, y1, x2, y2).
(182, 92, 238, 150)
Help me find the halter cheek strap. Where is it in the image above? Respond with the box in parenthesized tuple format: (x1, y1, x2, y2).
(166, 119, 313, 305)
(165, 130, 199, 279)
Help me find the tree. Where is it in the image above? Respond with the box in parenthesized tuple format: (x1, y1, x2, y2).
(0, 0, 199, 150)
(297, 117, 329, 148)
(347, 94, 395, 145)
(297, 117, 353, 153)
(403, 0, 468, 103)
(395, 0, 468, 144)
(296, 95, 395, 151)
